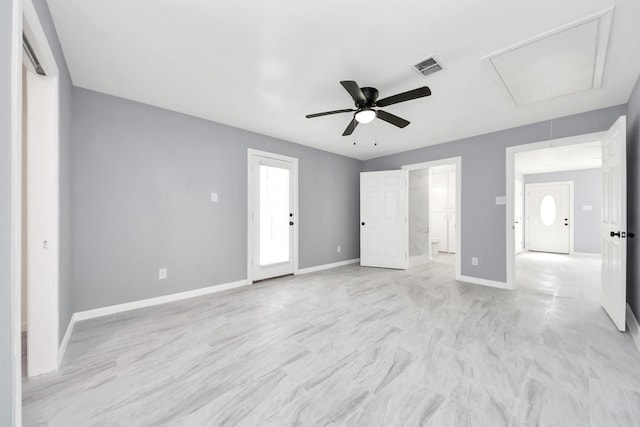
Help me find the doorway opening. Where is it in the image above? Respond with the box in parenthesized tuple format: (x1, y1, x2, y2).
(403, 157, 462, 278)
(510, 137, 602, 300)
(506, 117, 628, 331)
(247, 149, 298, 283)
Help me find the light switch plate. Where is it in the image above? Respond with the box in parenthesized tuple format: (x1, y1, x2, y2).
(211, 193, 218, 202)
(495, 196, 506, 205)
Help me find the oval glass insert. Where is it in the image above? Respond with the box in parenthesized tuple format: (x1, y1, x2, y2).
(540, 195, 556, 226)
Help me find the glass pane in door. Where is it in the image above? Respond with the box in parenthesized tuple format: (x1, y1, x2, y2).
(259, 164, 290, 266)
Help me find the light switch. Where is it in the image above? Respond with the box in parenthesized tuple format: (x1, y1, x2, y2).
(211, 193, 218, 202)
(583, 205, 593, 211)
(495, 196, 506, 205)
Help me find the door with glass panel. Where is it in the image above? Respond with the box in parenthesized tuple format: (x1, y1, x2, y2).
(250, 153, 296, 281)
(525, 182, 571, 254)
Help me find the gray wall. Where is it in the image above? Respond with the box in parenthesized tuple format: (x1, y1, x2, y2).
(364, 104, 626, 283)
(32, 0, 73, 344)
(1, 0, 17, 423)
(524, 168, 601, 254)
(628, 72, 640, 321)
(71, 88, 361, 311)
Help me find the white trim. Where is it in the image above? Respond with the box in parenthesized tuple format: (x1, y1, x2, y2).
(247, 149, 299, 284)
(402, 156, 462, 279)
(506, 131, 605, 289)
(456, 274, 511, 290)
(73, 280, 249, 322)
(10, 0, 23, 423)
(627, 304, 640, 354)
(524, 181, 575, 254)
(296, 258, 360, 275)
(58, 315, 75, 367)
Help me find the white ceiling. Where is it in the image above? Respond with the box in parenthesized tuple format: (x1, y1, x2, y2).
(515, 140, 602, 175)
(47, 0, 640, 160)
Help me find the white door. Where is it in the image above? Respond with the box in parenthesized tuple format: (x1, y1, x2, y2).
(514, 177, 524, 254)
(447, 170, 456, 253)
(360, 170, 409, 269)
(25, 70, 59, 377)
(601, 116, 627, 331)
(447, 211, 456, 253)
(408, 169, 430, 264)
(429, 170, 448, 253)
(250, 154, 296, 281)
(526, 182, 571, 254)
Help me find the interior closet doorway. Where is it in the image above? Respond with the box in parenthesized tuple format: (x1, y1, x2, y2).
(403, 157, 461, 277)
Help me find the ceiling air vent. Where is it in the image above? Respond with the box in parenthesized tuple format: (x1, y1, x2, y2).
(413, 57, 442, 77)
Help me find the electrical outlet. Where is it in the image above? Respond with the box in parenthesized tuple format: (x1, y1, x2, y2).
(159, 268, 167, 280)
(337, 245, 341, 253)
(471, 257, 478, 266)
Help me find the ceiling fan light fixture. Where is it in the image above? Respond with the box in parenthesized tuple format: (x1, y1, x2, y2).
(355, 109, 376, 124)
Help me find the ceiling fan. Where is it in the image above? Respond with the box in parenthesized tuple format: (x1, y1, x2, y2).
(305, 80, 432, 136)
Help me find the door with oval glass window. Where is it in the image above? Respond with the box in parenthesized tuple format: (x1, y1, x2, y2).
(525, 182, 571, 254)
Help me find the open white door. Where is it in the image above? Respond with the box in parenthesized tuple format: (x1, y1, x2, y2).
(25, 69, 59, 376)
(601, 116, 627, 331)
(360, 170, 409, 269)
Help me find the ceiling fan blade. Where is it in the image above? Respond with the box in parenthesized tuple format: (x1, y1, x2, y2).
(340, 81, 366, 104)
(376, 86, 431, 107)
(377, 110, 410, 128)
(306, 108, 355, 119)
(342, 118, 359, 136)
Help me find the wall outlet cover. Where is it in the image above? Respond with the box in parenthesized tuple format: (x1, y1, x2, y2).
(159, 268, 167, 280)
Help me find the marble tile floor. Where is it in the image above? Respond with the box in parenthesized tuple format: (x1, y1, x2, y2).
(22, 254, 640, 426)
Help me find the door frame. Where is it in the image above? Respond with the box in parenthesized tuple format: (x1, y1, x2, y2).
(524, 181, 574, 254)
(506, 131, 604, 289)
(247, 149, 299, 284)
(10, 0, 62, 417)
(402, 156, 462, 279)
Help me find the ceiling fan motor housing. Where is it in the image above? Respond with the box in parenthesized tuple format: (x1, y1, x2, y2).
(359, 87, 379, 108)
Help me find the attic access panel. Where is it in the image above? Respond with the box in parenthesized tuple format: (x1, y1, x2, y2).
(485, 8, 613, 106)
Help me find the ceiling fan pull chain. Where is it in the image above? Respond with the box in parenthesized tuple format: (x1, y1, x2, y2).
(374, 117, 378, 147)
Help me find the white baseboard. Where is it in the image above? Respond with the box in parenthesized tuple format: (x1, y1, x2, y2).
(456, 274, 512, 290)
(296, 258, 360, 275)
(57, 279, 250, 365)
(627, 304, 640, 354)
(58, 316, 75, 367)
(73, 279, 249, 322)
